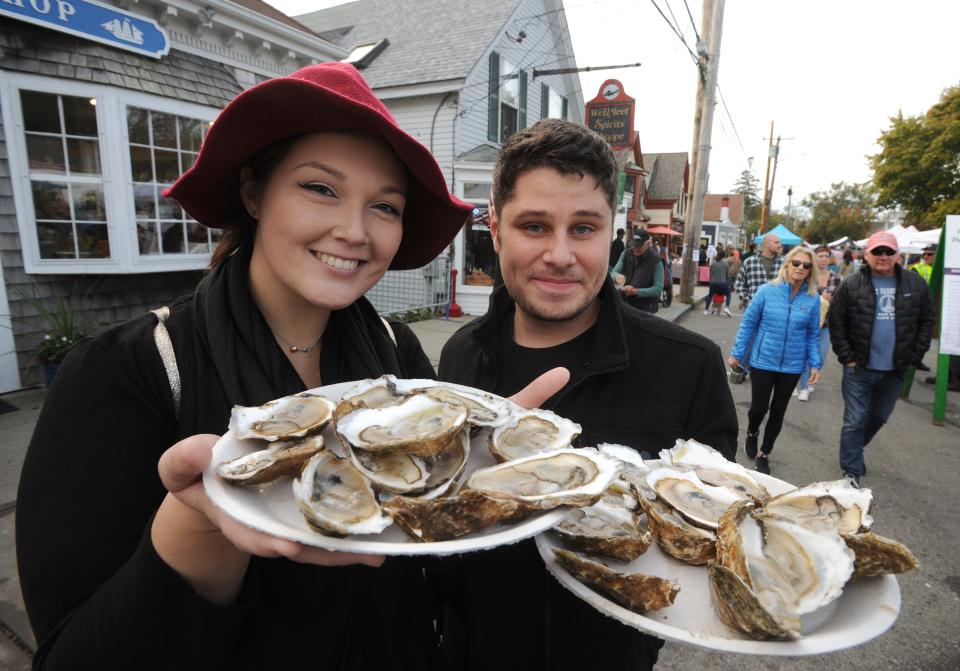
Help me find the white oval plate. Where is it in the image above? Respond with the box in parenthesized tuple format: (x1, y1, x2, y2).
(203, 380, 567, 556)
(536, 468, 901, 655)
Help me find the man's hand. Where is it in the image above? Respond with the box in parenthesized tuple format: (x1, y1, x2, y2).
(846, 362, 857, 368)
(621, 286, 638, 297)
(808, 368, 821, 385)
(508, 367, 570, 410)
(614, 273, 626, 286)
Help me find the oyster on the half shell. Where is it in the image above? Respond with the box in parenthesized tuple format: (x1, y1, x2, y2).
(638, 495, 717, 565)
(336, 393, 468, 457)
(216, 435, 325, 485)
(763, 479, 873, 535)
(710, 500, 855, 639)
(647, 467, 748, 529)
(554, 492, 653, 562)
(464, 448, 622, 509)
(229, 393, 336, 441)
(660, 438, 769, 500)
(292, 450, 392, 536)
(487, 409, 581, 462)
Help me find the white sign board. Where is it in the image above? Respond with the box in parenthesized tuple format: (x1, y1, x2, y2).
(940, 215, 960, 355)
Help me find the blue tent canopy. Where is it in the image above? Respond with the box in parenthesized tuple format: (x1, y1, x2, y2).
(755, 223, 802, 246)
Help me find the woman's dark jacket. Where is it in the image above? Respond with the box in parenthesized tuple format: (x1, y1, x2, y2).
(16, 254, 437, 670)
(828, 263, 935, 373)
(434, 278, 738, 671)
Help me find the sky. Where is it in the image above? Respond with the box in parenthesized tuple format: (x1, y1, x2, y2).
(266, 0, 959, 214)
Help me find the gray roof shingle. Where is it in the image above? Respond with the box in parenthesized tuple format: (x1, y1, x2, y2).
(295, 0, 522, 89)
(643, 152, 688, 201)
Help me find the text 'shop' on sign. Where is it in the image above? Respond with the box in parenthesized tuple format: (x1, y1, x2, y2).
(1, 0, 169, 58)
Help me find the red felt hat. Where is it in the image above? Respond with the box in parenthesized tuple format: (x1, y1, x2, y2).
(164, 62, 471, 270)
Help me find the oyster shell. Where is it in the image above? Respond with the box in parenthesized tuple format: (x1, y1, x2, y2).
(292, 450, 392, 536)
(383, 489, 529, 542)
(229, 393, 336, 441)
(660, 438, 769, 500)
(414, 385, 518, 428)
(638, 495, 717, 565)
(348, 447, 429, 494)
(553, 549, 679, 613)
(647, 467, 748, 529)
(336, 393, 468, 457)
(712, 500, 855, 639)
(216, 435, 325, 485)
(764, 479, 873, 535)
(599, 444, 655, 501)
(335, 375, 409, 420)
(464, 448, 622, 509)
(488, 409, 581, 462)
(414, 429, 471, 500)
(843, 531, 919, 578)
(554, 494, 653, 562)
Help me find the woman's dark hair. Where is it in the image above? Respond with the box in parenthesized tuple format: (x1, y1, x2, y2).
(842, 249, 853, 263)
(208, 135, 304, 269)
(715, 249, 726, 261)
(814, 245, 831, 255)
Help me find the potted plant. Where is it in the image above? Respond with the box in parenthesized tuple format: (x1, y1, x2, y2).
(16, 288, 89, 388)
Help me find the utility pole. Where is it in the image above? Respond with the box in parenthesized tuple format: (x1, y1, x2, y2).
(766, 135, 782, 217)
(759, 122, 774, 234)
(680, 0, 725, 303)
(682, 0, 712, 259)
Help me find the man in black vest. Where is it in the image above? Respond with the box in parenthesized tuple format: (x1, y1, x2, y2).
(614, 227, 663, 313)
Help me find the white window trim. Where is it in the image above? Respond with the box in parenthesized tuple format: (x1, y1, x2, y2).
(1, 71, 219, 274)
(453, 166, 495, 296)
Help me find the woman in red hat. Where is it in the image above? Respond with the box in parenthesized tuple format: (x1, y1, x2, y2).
(16, 63, 489, 670)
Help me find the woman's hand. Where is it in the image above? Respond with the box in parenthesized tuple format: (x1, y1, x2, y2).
(153, 434, 383, 605)
(808, 368, 821, 386)
(508, 367, 570, 410)
(727, 356, 739, 368)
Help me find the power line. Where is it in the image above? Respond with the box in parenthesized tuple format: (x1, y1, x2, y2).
(648, 0, 699, 66)
(716, 83, 750, 168)
(681, 0, 701, 43)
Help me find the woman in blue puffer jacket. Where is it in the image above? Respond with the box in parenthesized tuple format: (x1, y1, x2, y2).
(728, 246, 822, 475)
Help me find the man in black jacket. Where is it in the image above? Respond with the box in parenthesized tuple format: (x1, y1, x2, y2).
(829, 230, 935, 485)
(437, 119, 737, 671)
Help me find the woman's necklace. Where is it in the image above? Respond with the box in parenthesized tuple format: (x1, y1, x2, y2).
(269, 327, 323, 354)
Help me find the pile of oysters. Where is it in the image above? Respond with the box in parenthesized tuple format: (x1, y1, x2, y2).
(550, 438, 919, 639)
(216, 376, 622, 542)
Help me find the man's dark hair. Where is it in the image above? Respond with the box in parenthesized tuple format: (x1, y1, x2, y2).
(616, 228, 625, 238)
(492, 119, 618, 218)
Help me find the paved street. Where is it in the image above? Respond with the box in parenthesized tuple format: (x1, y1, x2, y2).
(1, 290, 958, 670)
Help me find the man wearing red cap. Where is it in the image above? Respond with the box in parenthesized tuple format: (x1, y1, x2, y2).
(828, 230, 935, 485)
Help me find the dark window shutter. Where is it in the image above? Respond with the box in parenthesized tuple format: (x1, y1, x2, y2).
(518, 69, 528, 128)
(541, 83, 549, 119)
(561, 96, 568, 119)
(487, 52, 499, 142)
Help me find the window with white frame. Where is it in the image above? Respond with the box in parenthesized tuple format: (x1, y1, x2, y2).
(461, 182, 496, 286)
(127, 106, 219, 256)
(2, 73, 219, 274)
(21, 91, 109, 260)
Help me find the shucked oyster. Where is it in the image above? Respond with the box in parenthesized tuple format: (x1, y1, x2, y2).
(348, 429, 470, 498)
(647, 467, 748, 530)
(660, 438, 769, 500)
(336, 393, 468, 457)
(710, 500, 855, 639)
(229, 393, 335, 441)
(216, 435, 325, 485)
(488, 409, 581, 462)
(553, 549, 679, 614)
(554, 492, 653, 562)
(464, 448, 621, 509)
(414, 385, 518, 428)
(292, 450, 392, 536)
(764, 479, 874, 535)
(638, 495, 717, 565)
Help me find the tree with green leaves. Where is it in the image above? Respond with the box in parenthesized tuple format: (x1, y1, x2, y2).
(731, 170, 761, 232)
(799, 182, 875, 244)
(871, 85, 960, 229)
